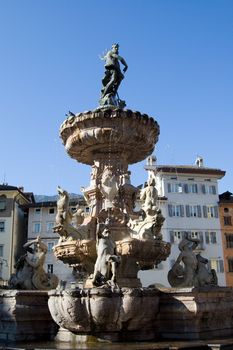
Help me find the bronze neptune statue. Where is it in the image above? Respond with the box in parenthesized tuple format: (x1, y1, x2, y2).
(99, 43, 128, 108)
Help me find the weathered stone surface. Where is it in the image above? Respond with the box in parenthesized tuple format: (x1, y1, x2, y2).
(60, 109, 160, 165)
(48, 287, 160, 341)
(48, 286, 233, 342)
(0, 290, 58, 341)
(158, 287, 233, 340)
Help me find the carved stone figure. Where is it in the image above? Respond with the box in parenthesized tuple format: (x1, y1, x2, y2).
(99, 43, 128, 108)
(72, 205, 85, 228)
(168, 234, 199, 287)
(140, 177, 158, 216)
(53, 186, 71, 232)
(195, 254, 218, 287)
(92, 218, 120, 286)
(9, 236, 58, 290)
(53, 186, 83, 241)
(99, 166, 119, 209)
(119, 172, 138, 215)
(168, 234, 218, 288)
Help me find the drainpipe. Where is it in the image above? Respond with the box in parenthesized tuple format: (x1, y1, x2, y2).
(9, 193, 20, 276)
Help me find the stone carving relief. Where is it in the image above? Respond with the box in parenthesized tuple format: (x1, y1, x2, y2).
(168, 233, 218, 288)
(9, 236, 58, 290)
(99, 165, 119, 209)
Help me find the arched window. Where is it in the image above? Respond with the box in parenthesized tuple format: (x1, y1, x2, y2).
(0, 195, 6, 211)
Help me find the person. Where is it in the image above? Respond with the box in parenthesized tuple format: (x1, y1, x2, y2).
(100, 43, 128, 106)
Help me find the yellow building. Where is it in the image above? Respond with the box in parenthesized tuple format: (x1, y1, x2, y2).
(219, 191, 233, 286)
(0, 185, 34, 282)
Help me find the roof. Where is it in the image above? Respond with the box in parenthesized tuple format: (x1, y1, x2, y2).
(145, 165, 225, 178)
(0, 184, 35, 203)
(219, 191, 233, 203)
(26, 196, 86, 208)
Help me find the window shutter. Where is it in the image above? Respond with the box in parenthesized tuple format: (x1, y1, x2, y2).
(205, 232, 210, 244)
(197, 205, 202, 217)
(214, 206, 219, 218)
(181, 231, 186, 239)
(180, 205, 185, 217)
(202, 185, 206, 194)
(168, 183, 171, 193)
(211, 232, 217, 244)
(168, 204, 173, 217)
(203, 206, 207, 218)
(199, 232, 204, 243)
(169, 231, 174, 243)
(186, 205, 190, 217)
(219, 260, 224, 273)
(184, 184, 189, 193)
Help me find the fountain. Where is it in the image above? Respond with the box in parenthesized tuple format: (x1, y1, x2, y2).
(47, 44, 233, 345)
(2, 44, 233, 347)
(48, 44, 170, 341)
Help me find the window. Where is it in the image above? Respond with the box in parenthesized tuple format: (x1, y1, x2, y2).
(188, 184, 198, 194)
(34, 222, 41, 233)
(48, 242, 55, 252)
(47, 222, 54, 232)
(203, 205, 218, 218)
(49, 208, 55, 214)
(35, 208, 41, 215)
(208, 185, 216, 195)
(0, 195, 6, 211)
(167, 183, 182, 193)
(186, 205, 202, 218)
(205, 231, 217, 244)
(210, 259, 224, 273)
(168, 204, 184, 217)
(85, 207, 90, 213)
(202, 185, 216, 194)
(224, 216, 232, 226)
(0, 222, 5, 232)
(0, 245, 3, 257)
(224, 208, 229, 213)
(228, 259, 233, 272)
(226, 234, 233, 248)
(47, 264, 53, 274)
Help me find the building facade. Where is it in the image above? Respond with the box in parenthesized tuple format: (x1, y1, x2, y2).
(0, 185, 34, 282)
(27, 196, 88, 282)
(219, 191, 233, 286)
(138, 157, 226, 287)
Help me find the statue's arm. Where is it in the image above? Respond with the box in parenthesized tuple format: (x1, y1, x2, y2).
(118, 56, 128, 72)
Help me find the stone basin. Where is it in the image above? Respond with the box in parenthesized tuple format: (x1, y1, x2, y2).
(60, 109, 160, 165)
(53, 238, 170, 287)
(48, 287, 160, 341)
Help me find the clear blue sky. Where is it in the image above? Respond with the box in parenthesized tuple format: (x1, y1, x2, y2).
(0, 0, 232, 195)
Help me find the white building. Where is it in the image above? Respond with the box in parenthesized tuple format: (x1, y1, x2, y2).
(138, 157, 226, 287)
(27, 196, 88, 282)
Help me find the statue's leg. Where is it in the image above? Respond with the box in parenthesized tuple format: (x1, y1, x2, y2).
(103, 70, 118, 97)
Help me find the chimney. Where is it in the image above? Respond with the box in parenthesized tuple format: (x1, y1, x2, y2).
(195, 156, 204, 168)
